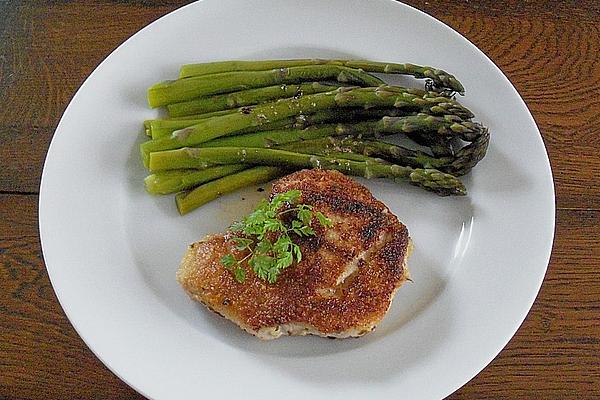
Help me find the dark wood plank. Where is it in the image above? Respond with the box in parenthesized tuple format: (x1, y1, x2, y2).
(1, 195, 598, 399)
(0, 125, 52, 193)
(0, 2, 180, 130)
(0, 194, 38, 239)
(403, 0, 600, 22)
(550, 144, 600, 210)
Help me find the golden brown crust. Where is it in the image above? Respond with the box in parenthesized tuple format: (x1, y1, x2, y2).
(177, 169, 411, 338)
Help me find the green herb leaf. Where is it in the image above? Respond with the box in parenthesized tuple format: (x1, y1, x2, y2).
(233, 267, 246, 283)
(220, 254, 237, 270)
(255, 240, 272, 255)
(299, 226, 315, 236)
(276, 252, 293, 270)
(232, 237, 253, 251)
(250, 254, 276, 280)
(221, 190, 332, 283)
(315, 211, 333, 228)
(292, 243, 302, 263)
(264, 219, 284, 233)
(230, 221, 246, 232)
(297, 208, 313, 225)
(272, 235, 292, 255)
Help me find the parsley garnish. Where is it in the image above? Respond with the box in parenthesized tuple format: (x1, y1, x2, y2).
(220, 189, 333, 283)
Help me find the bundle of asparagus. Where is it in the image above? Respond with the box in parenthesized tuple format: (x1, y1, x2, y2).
(140, 59, 489, 215)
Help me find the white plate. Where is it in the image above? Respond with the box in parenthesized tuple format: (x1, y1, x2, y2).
(39, 0, 555, 399)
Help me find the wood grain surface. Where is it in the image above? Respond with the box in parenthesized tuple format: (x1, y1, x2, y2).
(1, 1, 599, 399)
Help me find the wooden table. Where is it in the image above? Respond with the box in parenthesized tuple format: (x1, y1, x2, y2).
(1, 1, 598, 398)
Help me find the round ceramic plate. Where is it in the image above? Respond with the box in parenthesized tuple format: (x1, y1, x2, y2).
(39, 0, 555, 399)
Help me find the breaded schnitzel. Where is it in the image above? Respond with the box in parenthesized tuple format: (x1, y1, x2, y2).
(177, 169, 412, 339)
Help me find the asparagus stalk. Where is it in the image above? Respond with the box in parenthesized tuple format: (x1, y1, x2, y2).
(148, 115, 297, 139)
(198, 122, 374, 147)
(288, 107, 415, 128)
(168, 109, 237, 120)
(146, 119, 213, 139)
(145, 109, 236, 137)
(150, 107, 477, 142)
(175, 166, 285, 215)
(143, 120, 151, 136)
(334, 86, 473, 119)
(283, 137, 449, 167)
(195, 114, 461, 149)
(167, 82, 341, 117)
(445, 127, 490, 176)
(403, 132, 453, 157)
(154, 106, 376, 137)
(140, 87, 474, 165)
(178, 59, 465, 94)
(148, 147, 466, 196)
(144, 164, 248, 195)
(378, 115, 482, 142)
(147, 66, 383, 107)
(277, 143, 392, 164)
(285, 133, 490, 175)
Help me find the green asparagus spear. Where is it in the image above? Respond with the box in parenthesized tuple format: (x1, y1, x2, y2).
(288, 107, 416, 128)
(145, 109, 236, 137)
(147, 66, 383, 107)
(175, 166, 285, 215)
(178, 59, 464, 94)
(167, 82, 341, 117)
(403, 131, 453, 157)
(200, 120, 429, 149)
(445, 127, 490, 176)
(144, 164, 248, 195)
(167, 133, 476, 214)
(140, 87, 475, 165)
(167, 109, 238, 120)
(146, 119, 212, 139)
(210, 112, 481, 148)
(285, 133, 489, 175)
(378, 115, 482, 142)
(148, 114, 297, 139)
(334, 86, 473, 119)
(324, 117, 487, 171)
(148, 146, 466, 196)
(199, 124, 346, 148)
(143, 120, 152, 137)
(282, 137, 448, 168)
(165, 107, 355, 128)
(277, 142, 392, 164)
